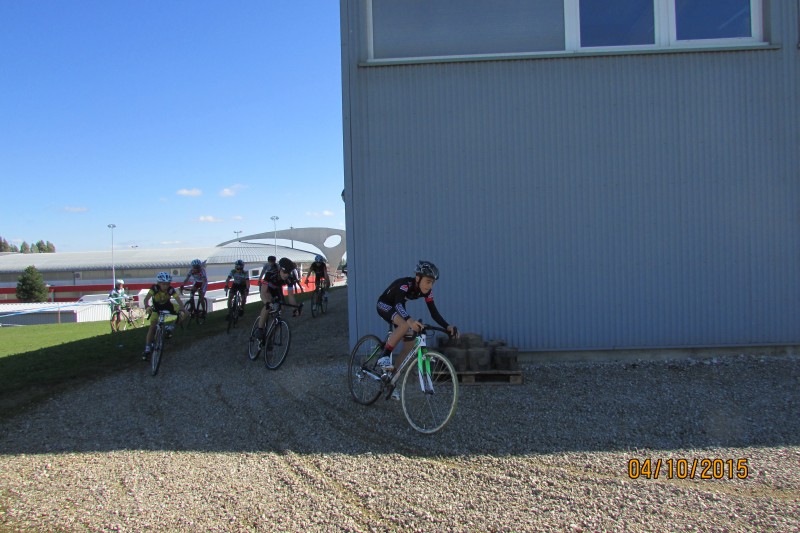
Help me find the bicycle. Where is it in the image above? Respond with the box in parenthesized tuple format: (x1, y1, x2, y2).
(225, 286, 244, 334)
(181, 286, 207, 326)
(111, 300, 145, 332)
(347, 325, 459, 434)
(148, 310, 174, 376)
(310, 280, 328, 318)
(247, 299, 297, 369)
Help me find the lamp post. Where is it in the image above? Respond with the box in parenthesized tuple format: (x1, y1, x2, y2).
(270, 216, 279, 256)
(107, 224, 116, 286)
(234, 230, 242, 241)
(290, 226, 294, 249)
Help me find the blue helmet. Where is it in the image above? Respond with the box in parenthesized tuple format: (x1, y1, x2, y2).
(315, 254, 324, 262)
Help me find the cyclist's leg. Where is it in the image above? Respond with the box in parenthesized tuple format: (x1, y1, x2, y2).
(144, 312, 159, 352)
(257, 284, 271, 329)
(385, 313, 413, 368)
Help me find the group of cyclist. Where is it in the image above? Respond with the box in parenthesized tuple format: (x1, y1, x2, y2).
(115, 248, 460, 382)
(128, 254, 330, 358)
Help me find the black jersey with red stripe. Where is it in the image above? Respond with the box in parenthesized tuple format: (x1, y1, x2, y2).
(377, 276, 448, 328)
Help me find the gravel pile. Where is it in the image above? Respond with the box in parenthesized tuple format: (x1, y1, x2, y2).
(1, 289, 799, 531)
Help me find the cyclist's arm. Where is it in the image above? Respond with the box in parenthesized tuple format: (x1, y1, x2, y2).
(425, 299, 449, 329)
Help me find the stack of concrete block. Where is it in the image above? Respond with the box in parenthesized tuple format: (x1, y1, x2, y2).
(438, 332, 519, 372)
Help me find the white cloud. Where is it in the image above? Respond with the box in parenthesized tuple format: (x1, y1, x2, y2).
(305, 210, 335, 218)
(219, 184, 246, 197)
(160, 240, 181, 245)
(63, 206, 88, 213)
(232, 215, 244, 221)
(177, 188, 202, 197)
(198, 215, 223, 223)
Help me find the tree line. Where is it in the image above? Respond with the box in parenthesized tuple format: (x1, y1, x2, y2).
(0, 237, 56, 253)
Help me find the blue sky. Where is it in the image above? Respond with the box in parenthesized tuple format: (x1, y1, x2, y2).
(0, 1, 344, 252)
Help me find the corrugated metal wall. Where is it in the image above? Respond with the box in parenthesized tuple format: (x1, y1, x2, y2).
(341, 0, 800, 351)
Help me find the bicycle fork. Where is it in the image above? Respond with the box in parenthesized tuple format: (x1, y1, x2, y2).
(417, 351, 435, 394)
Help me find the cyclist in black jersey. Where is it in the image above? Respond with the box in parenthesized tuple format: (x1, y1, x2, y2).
(305, 254, 329, 303)
(376, 260, 459, 373)
(255, 257, 304, 336)
(224, 259, 250, 315)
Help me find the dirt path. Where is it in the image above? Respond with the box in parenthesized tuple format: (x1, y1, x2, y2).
(1, 289, 799, 531)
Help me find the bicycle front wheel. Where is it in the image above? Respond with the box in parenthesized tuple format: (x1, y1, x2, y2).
(247, 317, 264, 361)
(311, 291, 319, 318)
(264, 320, 290, 369)
(184, 301, 195, 326)
(151, 328, 164, 376)
(347, 334, 384, 405)
(401, 351, 458, 434)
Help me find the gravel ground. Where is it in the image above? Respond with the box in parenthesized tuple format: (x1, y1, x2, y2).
(1, 289, 799, 532)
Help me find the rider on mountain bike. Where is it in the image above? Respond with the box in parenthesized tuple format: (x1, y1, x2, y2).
(305, 254, 329, 303)
(376, 260, 459, 373)
(256, 257, 303, 336)
(224, 259, 250, 316)
(142, 272, 186, 357)
(181, 259, 208, 316)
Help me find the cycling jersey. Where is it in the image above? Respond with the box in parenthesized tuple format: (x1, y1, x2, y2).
(227, 268, 249, 286)
(185, 268, 208, 292)
(376, 277, 449, 328)
(108, 288, 127, 309)
(146, 284, 179, 312)
(264, 269, 299, 300)
(308, 261, 327, 280)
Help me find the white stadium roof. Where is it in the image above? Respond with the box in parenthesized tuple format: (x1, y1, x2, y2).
(0, 242, 319, 274)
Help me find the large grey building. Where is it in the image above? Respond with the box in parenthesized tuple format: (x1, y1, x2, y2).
(341, 0, 799, 352)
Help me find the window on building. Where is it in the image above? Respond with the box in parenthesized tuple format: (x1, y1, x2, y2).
(573, 0, 761, 50)
(370, 0, 565, 58)
(366, 0, 764, 61)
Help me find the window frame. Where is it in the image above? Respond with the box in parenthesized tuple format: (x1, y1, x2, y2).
(364, 0, 766, 63)
(566, 0, 764, 52)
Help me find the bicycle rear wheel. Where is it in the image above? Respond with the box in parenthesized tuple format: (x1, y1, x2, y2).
(264, 320, 290, 369)
(131, 308, 146, 328)
(247, 317, 264, 361)
(401, 351, 458, 434)
(151, 328, 164, 376)
(347, 334, 384, 405)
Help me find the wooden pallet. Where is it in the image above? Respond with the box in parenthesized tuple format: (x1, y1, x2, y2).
(456, 370, 524, 385)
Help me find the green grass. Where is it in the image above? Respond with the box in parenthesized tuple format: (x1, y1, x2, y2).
(0, 290, 323, 414)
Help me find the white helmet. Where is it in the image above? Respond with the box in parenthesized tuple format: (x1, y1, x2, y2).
(156, 272, 172, 283)
(116, 279, 124, 285)
(191, 259, 202, 268)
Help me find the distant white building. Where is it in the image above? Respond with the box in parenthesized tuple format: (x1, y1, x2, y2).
(0, 227, 346, 302)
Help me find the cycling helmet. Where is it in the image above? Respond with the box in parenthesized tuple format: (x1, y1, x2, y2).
(116, 279, 124, 285)
(156, 272, 172, 283)
(278, 257, 295, 273)
(415, 260, 439, 280)
(315, 254, 324, 262)
(190, 259, 202, 268)
(235, 259, 244, 268)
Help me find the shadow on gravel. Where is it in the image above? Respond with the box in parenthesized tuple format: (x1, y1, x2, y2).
(1, 290, 798, 457)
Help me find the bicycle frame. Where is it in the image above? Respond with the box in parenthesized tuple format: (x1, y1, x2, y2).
(374, 329, 441, 395)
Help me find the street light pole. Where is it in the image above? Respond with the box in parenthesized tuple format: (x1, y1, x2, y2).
(270, 216, 279, 256)
(234, 230, 242, 241)
(107, 224, 116, 286)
